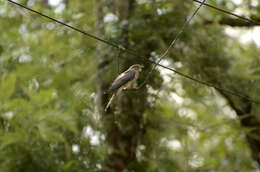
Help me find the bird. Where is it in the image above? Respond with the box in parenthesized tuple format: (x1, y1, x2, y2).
(105, 64, 144, 112)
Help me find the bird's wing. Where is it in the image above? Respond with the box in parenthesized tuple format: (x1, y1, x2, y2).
(108, 70, 135, 93)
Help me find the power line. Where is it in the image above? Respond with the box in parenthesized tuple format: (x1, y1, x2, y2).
(6, 0, 120, 49)
(6, 0, 260, 104)
(193, 0, 260, 25)
(138, 0, 207, 89)
(158, 0, 206, 61)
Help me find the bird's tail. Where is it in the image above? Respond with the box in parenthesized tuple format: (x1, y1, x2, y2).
(105, 93, 116, 112)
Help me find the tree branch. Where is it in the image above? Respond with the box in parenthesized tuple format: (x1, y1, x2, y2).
(204, 17, 260, 27)
(218, 89, 260, 165)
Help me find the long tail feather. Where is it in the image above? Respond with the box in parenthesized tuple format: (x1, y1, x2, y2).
(105, 93, 116, 112)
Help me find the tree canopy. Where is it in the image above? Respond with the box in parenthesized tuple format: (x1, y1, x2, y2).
(1, 0, 260, 171)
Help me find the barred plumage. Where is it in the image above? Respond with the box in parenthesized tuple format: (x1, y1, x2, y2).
(105, 64, 144, 112)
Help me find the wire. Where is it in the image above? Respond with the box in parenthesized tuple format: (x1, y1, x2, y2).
(6, 0, 260, 104)
(193, 0, 260, 25)
(6, 0, 120, 49)
(144, 59, 256, 102)
(138, 0, 207, 89)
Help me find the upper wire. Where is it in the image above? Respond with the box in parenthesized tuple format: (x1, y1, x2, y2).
(6, 0, 260, 104)
(193, 0, 260, 25)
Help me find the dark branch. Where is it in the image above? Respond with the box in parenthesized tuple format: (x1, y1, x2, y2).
(193, 0, 260, 26)
(218, 88, 260, 165)
(204, 17, 260, 27)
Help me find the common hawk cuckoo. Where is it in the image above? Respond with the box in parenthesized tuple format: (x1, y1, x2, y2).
(105, 64, 144, 112)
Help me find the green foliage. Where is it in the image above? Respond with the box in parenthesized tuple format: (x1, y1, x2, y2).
(1, 0, 260, 171)
(0, 74, 16, 100)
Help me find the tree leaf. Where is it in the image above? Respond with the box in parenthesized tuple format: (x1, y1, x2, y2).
(0, 74, 16, 101)
(0, 132, 26, 150)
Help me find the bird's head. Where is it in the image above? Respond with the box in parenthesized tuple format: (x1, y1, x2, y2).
(129, 64, 144, 72)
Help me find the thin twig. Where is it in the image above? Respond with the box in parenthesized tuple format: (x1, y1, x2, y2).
(116, 49, 121, 75)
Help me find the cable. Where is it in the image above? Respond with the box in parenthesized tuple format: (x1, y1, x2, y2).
(6, 0, 260, 104)
(6, 0, 120, 49)
(193, 0, 260, 25)
(145, 59, 257, 103)
(138, 0, 207, 89)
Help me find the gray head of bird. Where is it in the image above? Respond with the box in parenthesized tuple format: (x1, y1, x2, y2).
(129, 64, 144, 72)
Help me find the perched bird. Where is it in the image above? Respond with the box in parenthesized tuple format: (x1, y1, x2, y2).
(105, 64, 144, 112)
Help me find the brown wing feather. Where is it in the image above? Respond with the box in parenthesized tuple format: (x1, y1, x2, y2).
(107, 70, 135, 93)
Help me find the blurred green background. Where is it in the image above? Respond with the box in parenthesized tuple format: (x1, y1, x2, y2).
(1, 0, 260, 171)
